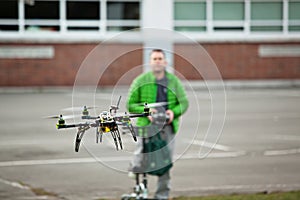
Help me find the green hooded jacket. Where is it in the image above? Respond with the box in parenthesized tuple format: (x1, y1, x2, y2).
(126, 71, 189, 133)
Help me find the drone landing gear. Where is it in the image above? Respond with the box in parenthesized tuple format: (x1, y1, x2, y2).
(96, 129, 103, 143)
(128, 124, 137, 142)
(75, 126, 89, 152)
(111, 130, 123, 150)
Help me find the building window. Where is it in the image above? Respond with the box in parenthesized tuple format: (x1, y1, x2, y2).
(0, 0, 140, 34)
(0, 0, 299, 40)
(67, 1, 100, 20)
(213, 1, 244, 32)
(174, 2, 206, 20)
(213, 2, 244, 21)
(174, 0, 300, 35)
(107, 2, 139, 20)
(289, 1, 300, 31)
(174, 1, 206, 32)
(0, 1, 18, 19)
(25, 1, 59, 19)
(66, 1, 100, 31)
(25, 1, 60, 32)
(0, 0, 18, 31)
(251, 1, 283, 32)
(107, 1, 140, 31)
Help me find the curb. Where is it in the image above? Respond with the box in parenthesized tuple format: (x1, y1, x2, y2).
(183, 79, 300, 90)
(0, 80, 300, 94)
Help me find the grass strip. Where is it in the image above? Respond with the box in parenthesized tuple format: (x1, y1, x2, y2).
(173, 191, 300, 200)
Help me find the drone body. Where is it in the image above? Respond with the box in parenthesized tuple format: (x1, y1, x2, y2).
(54, 97, 150, 152)
(97, 110, 123, 151)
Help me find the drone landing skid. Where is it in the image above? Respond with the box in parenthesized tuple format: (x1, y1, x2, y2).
(128, 124, 137, 142)
(96, 128, 123, 150)
(96, 129, 103, 143)
(111, 130, 123, 150)
(75, 126, 89, 152)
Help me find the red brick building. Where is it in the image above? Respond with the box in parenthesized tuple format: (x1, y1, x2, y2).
(0, 0, 299, 86)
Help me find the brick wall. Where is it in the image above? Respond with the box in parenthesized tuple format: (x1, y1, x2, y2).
(175, 42, 300, 80)
(0, 42, 299, 86)
(0, 43, 143, 86)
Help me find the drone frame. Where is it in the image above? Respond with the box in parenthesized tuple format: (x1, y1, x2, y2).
(56, 98, 150, 152)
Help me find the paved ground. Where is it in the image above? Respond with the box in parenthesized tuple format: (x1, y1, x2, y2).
(0, 87, 300, 200)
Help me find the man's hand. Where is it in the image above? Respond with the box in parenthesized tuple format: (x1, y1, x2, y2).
(147, 108, 157, 122)
(166, 109, 174, 124)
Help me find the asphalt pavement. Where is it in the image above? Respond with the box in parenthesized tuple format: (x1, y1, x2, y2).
(0, 87, 300, 200)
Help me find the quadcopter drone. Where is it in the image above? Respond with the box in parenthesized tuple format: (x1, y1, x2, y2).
(48, 96, 151, 152)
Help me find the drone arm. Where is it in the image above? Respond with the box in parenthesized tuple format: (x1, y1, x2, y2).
(57, 123, 91, 129)
(128, 112, 150, 118)
(81, 116, 99, 120)
(57, 124, 76, 129)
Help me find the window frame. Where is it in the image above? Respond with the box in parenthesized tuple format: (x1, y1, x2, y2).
(0, 0, 300, 42)
(0, 0, 141, 35)
(173, 0, 300, 36)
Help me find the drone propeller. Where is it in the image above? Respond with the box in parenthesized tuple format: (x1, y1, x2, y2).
(132, 102, 169, 108)
(43, 114, 80, 120)
(62, 106, 98, 112)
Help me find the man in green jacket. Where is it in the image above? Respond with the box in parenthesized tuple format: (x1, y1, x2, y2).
(127, 49, 189, 199)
